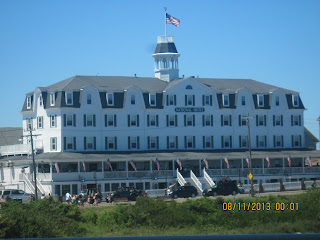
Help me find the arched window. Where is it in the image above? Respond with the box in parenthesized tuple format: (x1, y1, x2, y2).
(186, 85, 193, 90)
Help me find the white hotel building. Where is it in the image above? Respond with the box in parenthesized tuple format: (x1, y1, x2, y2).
(0, 35, 319, 197)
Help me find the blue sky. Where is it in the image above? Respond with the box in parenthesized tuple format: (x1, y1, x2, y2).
(1, 0, 319, 147)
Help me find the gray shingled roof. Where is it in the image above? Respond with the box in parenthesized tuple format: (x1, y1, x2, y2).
(0, 128, 22, 147)
(33, 75, 298, 94)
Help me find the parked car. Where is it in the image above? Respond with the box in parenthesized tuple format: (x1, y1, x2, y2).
(0, 189, 33, 203)
(203, 178, 240, 197)
(170, 186, 198, 199)
(110, 187, 146, 201)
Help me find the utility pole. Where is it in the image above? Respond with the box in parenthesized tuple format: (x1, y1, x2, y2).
(242, 114, 254, 197)
(23, 126, 40, 200)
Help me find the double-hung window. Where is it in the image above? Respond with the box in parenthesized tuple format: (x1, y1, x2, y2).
(168, 136, 177, 149)
(292, 95, 299, 107)
(66, 92, 73, 105)
(167, 115, 177, 127)
(27, 96, 31, 109)
(240, 136, 248, 148)
(50, 93, 55, 106)
(87, 94, 92, 104)
(204, 136, 213, 148)
(257, 95, 264, 107)
(292, 115, 300, 126)
(37, 116, 43, 129)
(131, 95, 135, 104)
(223, 94, 229, 107)
(107, 93, 114, 106)
(50, 115, 56, 128)
(66, 137, 74, 150)
(257, 136, 267, 148)
(39, 95, 43, 107)
(186, 95, 194, 106)
(50, 137, 57, 151)
(274, 135, 283, 147)
(149, 94, 156, 106)
(27, 118, 33, 130)
(222, 136, 232, 148)
(105, 136, 117, 150)
(241, 96, 245, 105)
(275, 96, 280, 106)
(168, 95, 175, 105)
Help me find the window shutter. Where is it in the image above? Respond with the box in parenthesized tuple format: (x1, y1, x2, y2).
(239, 115, 241, 126)
(281, 115, 283, 126)
(37, 117, 39, 128)
(73, 137, 76, 150)
(264, 136, 267, 147)
(273, 115, 275, 126)
(193, 95, 195, 106)
(147, 136, 150, 149)
(299, 135, 301, 147)
(174, 95, 176, 106)
(230, 136, 232, 148)
(291, 115, 293, 126)
(202, 95, 204, 106)
(239, 136, 241, 148)
(84, 114, 86, 127)
(256, 136, 258, 148)
(211, 115, 213, 126)
(184, 115, 186, 126)
(94, 137, 96, 150)
(105, 137, 108, 149)
(203, 136, 205, 148)
(166, 115, 169, 127)
(193, 136, 196, 148)
(167, 136, 169, 149)
(156, 115, 159, 127)
(137, 136, 140, 149)
(84, 137, 87, 150)
(166, 95, 168, 106)
(281, 136, 283, 147)
(147, 115, 150, 127)
(137, 115, 139, 127)
(221, 136, 224, 148)
(115, 137, 117, 150)
(63, 114, 66, 127)
(299, 115, 301, 126)
(128, 115, 130, 127)
(128, 137, 131, 149)
(273, 136, 276, 147)
(210, 95, 212, 106)
(73, 114, 76, 127)
(256, 115, 258, 126)
(156, 136, 159, 149)
(93, 115, 96, 127)
(221, 115, 223, 126)
(202, 115, 205, 126)
(185, 95, 187, 106)
(211, 136, 214, 148)
(114, 115, 117, 127)
(229, 115, 232, 126)
(193, 115, 195, 126)
(105, 115, 108, 127)
(291, 135, 294, 147)
(176, 136, 178, 149)
(184, 136, 187, 148)
(264, 115, 267, 126)
(175, 115, 178, 127)
(64, 137, 66, 150)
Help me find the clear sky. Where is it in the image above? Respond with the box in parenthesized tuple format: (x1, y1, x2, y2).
(1, 0, 319, 147)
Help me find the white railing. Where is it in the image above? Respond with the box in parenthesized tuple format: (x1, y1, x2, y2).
(190, 170, 203, 193)
(22, 173, 35, 194)
(20, 173, 45, 195)
(36, 178, 46, 195)
(203, 168, 215, 187)
(0, 140, 43, 156)
(157, 35, 174, 43)
(176, 168, 186, 186)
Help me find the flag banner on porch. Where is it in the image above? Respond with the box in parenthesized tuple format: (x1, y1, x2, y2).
(130, 159, 137, 171)
(203, 158, 209, 170)
(246, 158, 250, 168)
(106, 159, 113, 171)
(55, 162, 60, 175)
(224, 157, 229, 169)
(154, 158, 160, 171)
(82, 162, 86, 172)
(176, 158, 182, 170)
(287, 156, 291, 167)
(265, 157, 270, 168)
(166, 13, 180, 27)
(306, 156, 312, 167)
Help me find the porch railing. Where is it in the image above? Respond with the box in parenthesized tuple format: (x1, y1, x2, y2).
(177, 169, 187, 186)
(190, 170, 203, 193)
(203, 168, 215, 187)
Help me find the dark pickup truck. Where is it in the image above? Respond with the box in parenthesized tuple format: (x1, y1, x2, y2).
(110, 187, 146, 201)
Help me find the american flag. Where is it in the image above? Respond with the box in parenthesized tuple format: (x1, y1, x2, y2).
(55, 162, 60, 175)
(265, 157, 270, 168)
(203, 158, 209, 170)
(246, 158, 250, 168)
(106, 159, 113, 171)
(154, 158, 160, 171)
(306, 156, 312, 167)
(130, 159, 137, 171)
(166, 13, 180, 27)
(224, 157, 229, 169)
(287, 156, 291, 167)
(82, 162, 86, 172)
(176, 158, 182, 171)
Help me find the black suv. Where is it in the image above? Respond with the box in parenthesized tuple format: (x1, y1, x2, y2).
(203, 178, 239, 197)
(170, 186, 198, 199)
(110, 187, 145, 201)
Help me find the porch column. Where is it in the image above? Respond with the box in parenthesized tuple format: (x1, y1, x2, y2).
(199, 159, 202, 177)
(302, 157, 305, 173)
(282, 157, 285, 172)
(102, 160, 104, 178)
(78, 161, 80, 174)
(262, 158, 264, 175)
(220, 159, 223, 176)
(172, 159, 175, 176)
(126, 160, 128, 178)
(150, 160, 153, 174)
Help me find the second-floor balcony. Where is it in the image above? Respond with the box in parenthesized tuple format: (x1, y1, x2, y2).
(0, 140, 43, 156)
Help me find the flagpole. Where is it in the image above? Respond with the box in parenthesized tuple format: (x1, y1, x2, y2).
(164, 7, 167, 37)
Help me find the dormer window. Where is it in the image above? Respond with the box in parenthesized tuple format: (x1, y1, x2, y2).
(50, 93, 55, 106)
(149, 94, 156, 106)
(39, 94, 43, 107)
(66, 92, 73, 105)
(26, 96, 31, 109)
(292, 95, 299, 107)
(241, 96, 245, 106)
(87, 93, 92, 104)
(223, 94, 229, 107)
(275, 96, 280, 106)
(257, 95, 264, 107)
(107, 93, 114, 106)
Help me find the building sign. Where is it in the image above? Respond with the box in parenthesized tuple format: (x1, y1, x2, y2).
(175, 107, 205, 112)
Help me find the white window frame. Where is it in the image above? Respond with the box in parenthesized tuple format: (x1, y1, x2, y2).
(257, 95, 264, 107)
(37, 116, 43, 129)
(149, 136, 156, 149)
(186, 95, 193, 106)
(292, 95, 299, 107)
(223, 115, 230, 126)
(275, 115, 281, 126)
(65, 92, 73, 105)
(86, 137, 94, 150)
(39, 94, 43, 107)
(258, 115, 265, 126)
(130, 136, 137, 149)
(204, 136, 212, 148)
(107, 115, 114, 126)
(241, 96, 245, 106)
(223, 136, 231, 148)
(149, 94, 156, 106)
(258, 136, 266, 148)
(241, 115, 247, 126)
(66, 137, 73, 150)
(223, 94, 229, 107)
(66, 114, 73, 127)
(169, 115, 176, 126)
(204, 95, 210, 106)
(107, 137, 115, 149)
(205, 115, 211, 126)
(50, 93, 55, 106)
(293, 135, 301, 147)
(293, 115, 300, 126)
(186, 136, 193, 148)
(87, 93, 92, 104)
(275, 96, 280, 106)
(149, 115, 156, 126)
(107, 93, 114, 106)
(50, 137, 57, 151)
(131, 94, 135, 105)
(168, 95, 174, 105)
(27, 96, 31, 109)
(86, 114, 93, 126)
(275, 135, 282, 147)
(27, 118, 33, 130)
(130, 115, 137, 126)
(186, 115, 193, 126)
(169, 136, 176, 149)
(50, 115, 56, 128)
(240, 136, 248, 148)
